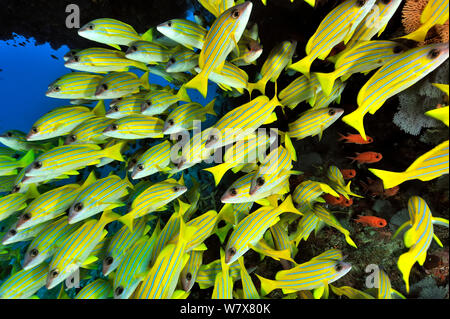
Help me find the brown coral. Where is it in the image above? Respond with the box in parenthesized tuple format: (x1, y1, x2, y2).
(435, 19, 449, 43)
(402, 0, 449, 44)
(402, 0, 430, 34)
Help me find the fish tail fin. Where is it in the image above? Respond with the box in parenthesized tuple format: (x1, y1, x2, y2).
(256, 274, 277, 296)
(219, 248, 230, 275)
(283, 132, 297, 162)
(316, 72, 337, 97)
(99, 209, 121, 227)
(184, 70, 209, 98)
(345, 156, 356, 164)
(92, 100, 106, 117)
(205, 98, 217, 116)
(25, 183, 40, 199)
(397, 251, 415, 293)
(176, 85, 191, 102)
(140, 71, 150, 90)
(247, 79, 267, 96)
(133, 61, 149, 72)
(341, 108, 367, 141)
(337, 132, 347, 142)
(368, 168, 406, 190)
(118, 211, 135, 233)
(102, 142, 125, 162)
(278, 195, 302, 215)
(140, 27, 154, 42)
(401, 25, 429, 43)
(17, 150, 35, 168)
(79, 170, 97, 190)
(123, 173, 134, 190)
(203, 162, 232, 186)
(288, 56, 313, 77)
(304, 0, 315, 7)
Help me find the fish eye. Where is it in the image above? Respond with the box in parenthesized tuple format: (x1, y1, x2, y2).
(229, 188, 237, 196)
(73, 202, 83, 212)
(379, 221, 384, 226)
(393, 45, 404, 54)
(176, 134, 183, 142)
(104, 256, 114, 266)
(21, 213, 31, 221)
(8, 229, 17, 236)
(375, 154, 380, 158)
(11, 185, 20, 193)
(169, 58, 176, 64)
(335, 262, 343, 272)
(186, 272, 192, 281)
(428, 49, 440, 59)
(70, 135, 77, 142)
(228, 247, 236, 256)
(111, 124, 119, 131)
(101, 84, 108, 91)
(129, 45, 137, 53)
(247, 44, 252, 51)
(368, 137, 373, 142)
(29, 248, 39, 257)
(87, 24, 94, 30)
(207, 135, 217, 143)
(53, 86, 61, 92)
(115, 286, 124, 296)
(168, 119, 174, 126)
(137, 164, 144, 171)
(381, 0, 391, 4)
(173, 186, 180, 192)
(328, 109, 336, 116)
(73, 55, 80, 62)
(6, 131, 12, 137)
(50, 269, 59, 278)
(357, 0, 366, 7)
(256, 177, 265, 187)
(231, 9, 240, 19)
(33, 161, 42, 169)
(111, 106, 119, 112)
(167, 21, 173, 27)
(31, 127, 38, 134)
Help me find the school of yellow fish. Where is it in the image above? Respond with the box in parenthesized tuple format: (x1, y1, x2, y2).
(0, 0, 448, 299)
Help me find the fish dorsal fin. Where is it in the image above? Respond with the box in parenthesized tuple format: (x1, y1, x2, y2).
(78, 171, 97, 190)
(92, 100, 106, 117)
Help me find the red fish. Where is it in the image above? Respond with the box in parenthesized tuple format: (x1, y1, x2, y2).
(347, 152, 382, 164)
(338, 133, 373, 144)
(339, 197, 353, 207)
(341, 169, 356, 179)
(322, 193, 343, 205)
(323, 194, 353, 207)
(360, 178, 399, 198)
(354, 215, 387, 228)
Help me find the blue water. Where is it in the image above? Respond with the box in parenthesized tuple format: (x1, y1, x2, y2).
(0, 29, 216, 136)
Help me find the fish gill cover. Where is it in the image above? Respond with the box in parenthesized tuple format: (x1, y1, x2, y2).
(0, 0, 448, 301)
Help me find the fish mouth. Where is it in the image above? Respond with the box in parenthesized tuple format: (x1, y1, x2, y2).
(15, 218, 28, 230)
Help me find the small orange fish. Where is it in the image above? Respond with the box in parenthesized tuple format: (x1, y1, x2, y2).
(322, 193, 343, 205)
(341, 169, 356, 179)
(383, 185, 399, 197)
(338, 133, 373, 144)
(347, 151, 382, 164)
(338, 197, 353, 207)
(354, 215, 387, 228)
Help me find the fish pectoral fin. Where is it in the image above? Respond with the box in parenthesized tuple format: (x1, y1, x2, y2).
(81, 255, 99, 267)
(108, 43, 121, 50)
(433, 233, 444, 248)
(392, 221, 412, 240)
